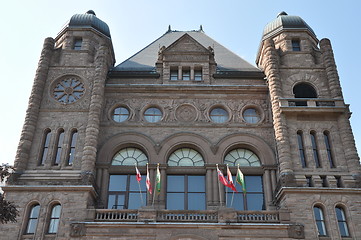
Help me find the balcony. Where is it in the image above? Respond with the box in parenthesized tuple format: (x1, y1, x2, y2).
(94, 209, 281, 223)
(279, 98, 347, 114)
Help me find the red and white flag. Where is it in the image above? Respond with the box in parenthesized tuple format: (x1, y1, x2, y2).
(146, 164, 152, 194)
(135, 165, 142, 182)
(227, 165, 237, 192)
(216, 164, 229, 187)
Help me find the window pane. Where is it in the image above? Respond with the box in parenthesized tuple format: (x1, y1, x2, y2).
(26, 205, 40, 234)
(109, 175, 127, 191)
(227, 192, 244, 210)
(108, 194, 125, 209)
(246, 193, 264, 210)
(188, 176, 205, 192)
(243, 108, 260, 124)
(210, 108, 229, 123)
(167, 193, 184, 210)
(167, 176, 184, 192)
(128, 193, 146, 209)
(27, 219, 38, 234)
(130, 175, 146, 191)
(188, 193, 205, 210)
(245, 176, 263, 192)
(113, 107, 129, 122)
(144, 107, 162, 123)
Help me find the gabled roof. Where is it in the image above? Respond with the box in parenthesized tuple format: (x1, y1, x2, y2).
(111, 29, 261, 73)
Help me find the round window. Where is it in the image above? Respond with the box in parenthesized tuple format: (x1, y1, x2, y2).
(243, 108, 260, 124)
(144, 107, 162, 123)
(52, 76, 85, 104)
(113, 107, 129, 123)
(210, 108, 229, 123)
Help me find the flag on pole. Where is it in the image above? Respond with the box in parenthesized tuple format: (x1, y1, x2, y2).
(227, 165, 237, 192)
(216, 164, 229, 187)
(146, 164, 152, 194)
(156, 164, 161, 193)
(135, 165, 142, 182)
(236, 165, 246, 193)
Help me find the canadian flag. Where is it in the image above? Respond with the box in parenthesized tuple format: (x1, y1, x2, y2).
(227, 165, 237, 192)
(146, 164, 152, 194)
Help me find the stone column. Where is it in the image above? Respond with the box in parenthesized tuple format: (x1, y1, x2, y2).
(320, 38, 343, 99)
(264, 169, 273, 209)
(206, 167, 213, 207)
(81, 45, 112, 183)
(262, 39, 295, 186)
(14, 37, 54, 172)
(178, 66, 182, 80)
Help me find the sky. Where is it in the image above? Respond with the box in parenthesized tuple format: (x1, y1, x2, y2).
(1, 0, 361, 165)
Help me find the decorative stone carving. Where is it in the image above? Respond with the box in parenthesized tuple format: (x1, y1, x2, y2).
(175, 104, 197, 122)
(70, 223, 86, 237)
(288, 224, 305, 239)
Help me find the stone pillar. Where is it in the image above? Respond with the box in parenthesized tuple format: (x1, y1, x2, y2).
(206, 167, 213, 207)
(190, 66, 195, 80)
(14, 37, 54, 172)
(81, 45, 112, 183)
(178, 66, 182, 80)
(264, 169, 273, 209)
(320, 38, 343, 99)
(159, 168, 166, 208)
(337, 114, 361, 187)
(262, 39, 295, 186)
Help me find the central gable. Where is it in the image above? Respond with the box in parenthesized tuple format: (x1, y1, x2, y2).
(164, 33, 211, 54)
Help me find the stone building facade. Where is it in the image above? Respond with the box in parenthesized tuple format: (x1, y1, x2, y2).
(1, 10, 361, 239)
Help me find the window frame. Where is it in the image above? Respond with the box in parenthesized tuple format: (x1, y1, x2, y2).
(324, 131, 335, 168)
(66, 130, 78, 166)
(25, 204, 40, 235)
(292, 39, 301, 51)
(112, 106, 130, 123)
(297, 131, 307, 168)
(73, 38, 82, 50)
(335, 206, 350, 237)
(144, 107, 163, 123)
(310, 131, 321, 168)
(313, 205, 328, 237)
(209, 107, 229, 123)
(39, 129, 52, 166)
(53, 129, 64, 165)
(47, 204, 62, 234)
(242, 108, 261, 124)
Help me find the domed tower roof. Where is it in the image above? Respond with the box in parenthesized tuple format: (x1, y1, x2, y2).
(68, 10, 111, 38)
(262, 11, 316, 40)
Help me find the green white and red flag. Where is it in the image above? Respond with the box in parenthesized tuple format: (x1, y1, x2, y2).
(135, 165, 141, 182)
(236, 166, 246, 193)
(155, 164, 161, 193)
(146, 164, 152, 194)
(227, 165, 237, 192)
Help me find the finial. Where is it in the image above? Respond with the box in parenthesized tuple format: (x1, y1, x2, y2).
(199, 25, 203, 32)
(167, 25, 172, 33)
(86, 10, 96, 16)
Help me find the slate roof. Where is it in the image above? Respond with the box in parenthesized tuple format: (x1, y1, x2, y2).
(111, 29, 262, 74)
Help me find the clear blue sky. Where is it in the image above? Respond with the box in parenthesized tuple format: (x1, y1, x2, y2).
(1, 0, 361, 165)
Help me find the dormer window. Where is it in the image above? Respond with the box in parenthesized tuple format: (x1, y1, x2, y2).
(169, 66, 203, 81)
(73, 38, 82, 50)
(292, 39, 301, 51)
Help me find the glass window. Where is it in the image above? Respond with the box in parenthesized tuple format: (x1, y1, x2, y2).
(40, 130, 51, 165)
(226, 175, 264, 210)
(25, 204, 40, 234)
(54, 130, 64, 165)
(144, 107, 162, 123)
(73, 38, 82, 50)
(210, 108, 229, 123)
(182, 68, 190, 80)
(170, 69, 178, 80)
(310, 132, 321, 167)
(324, 132, 335, 168)
(194, 69, 202, 81)
(108, 175, 146, 209)
(168, 148, 204, 166)
(113, 107, 129, 123)
(297, 131, 307, 168)
(167, 175, 205, 210)
(224, 149, 261, 167)
(335, 206, 350, 237)
(314, 206, 327, 236)
(292, 39, 301, 51)
(243, 108, 260, 124)
(111, 148, 148, 166)
(48, 204, 61, 234)
(66, 130, 78, 165)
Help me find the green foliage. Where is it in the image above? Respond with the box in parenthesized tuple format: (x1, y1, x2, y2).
(0, 164, 19, 224)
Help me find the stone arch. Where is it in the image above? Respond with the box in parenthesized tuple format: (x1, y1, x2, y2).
(215, 133, 276, 166)
(97, 132, 157, 165)
(158, 132, 212, 164)
(283, 72, 328, 98)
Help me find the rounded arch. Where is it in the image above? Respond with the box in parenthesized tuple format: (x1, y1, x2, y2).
(293, 82, 317, 98)
(158, 133, 212, 164)
(284, 72, 327, 98)
(97, 132, 157, 165)
(215, 133, 276, 166)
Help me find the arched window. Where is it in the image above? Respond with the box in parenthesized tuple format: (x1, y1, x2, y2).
(293, 83, 317, 98)
(314, 206, 327, 236)
(48, 204, 61, 234)
(54, 129, 64, 165)
(224, 148, 261, 166)
(335, 206, 350, 237)
(168, 148, 204, 166)
(40, 130, 51, 165)
(111, 148, 148, 166)
(66, 130, 78, 165)
(310, 131, 321, 168)
(297, 131, 307, 168)
(25, 204, 40, 234)
(324, 131, 335, 168)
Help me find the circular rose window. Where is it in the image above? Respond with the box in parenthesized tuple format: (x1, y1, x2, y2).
(52, 77, 85, 104)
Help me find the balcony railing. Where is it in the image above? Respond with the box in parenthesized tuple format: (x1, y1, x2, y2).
(94, 209, 280, 223)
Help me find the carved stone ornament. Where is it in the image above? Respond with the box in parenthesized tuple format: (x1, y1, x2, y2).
(288, 224, 305, 239)
(175, 104, 197, 122)
(52, 76, 85, 104)
(70, 223, 86, 237)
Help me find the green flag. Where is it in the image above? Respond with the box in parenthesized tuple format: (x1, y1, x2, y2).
(156, 164, 161, 193)
(236, 166, 246, 193)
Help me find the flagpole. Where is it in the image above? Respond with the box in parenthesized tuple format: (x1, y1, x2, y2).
(216, 164, 222, 207)
(231, 191, 235, 207)
(152, 167, 156, 206)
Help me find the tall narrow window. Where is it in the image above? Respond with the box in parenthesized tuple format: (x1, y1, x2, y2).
(73, 38, 82, 50)
(182, 68, 190, 80)
(48, 204, 61, 234)
(170, 68, 178, 80)
(40, 130, 51, 165)
(324, 131, 335, 168)
(167, 175, 205, 210)
(297, 131, 307, 168)
(194, 69, 202, 81)
(292, 39, 301, 51)
(67, 130, 78, 165)
(25, 204, 40, 234)
(335, 206, 350, 237)
(54, 130, 64, 165)
(310, 132, 321, 167)
(314, 206, 327, 236)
